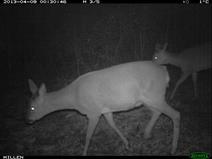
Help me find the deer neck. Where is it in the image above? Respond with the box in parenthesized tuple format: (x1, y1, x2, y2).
(167, 53, 182, 68)
(43, 88, 75, 114)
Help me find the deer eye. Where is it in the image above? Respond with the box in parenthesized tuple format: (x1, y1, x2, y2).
(154, 56, 158, 60)
(31, 106, 35, 111)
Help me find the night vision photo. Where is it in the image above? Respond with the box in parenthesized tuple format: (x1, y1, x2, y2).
(0, 4, 211, 156)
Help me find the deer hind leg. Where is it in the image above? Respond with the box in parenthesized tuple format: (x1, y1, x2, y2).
(83, 116, 99, 156)
(170, 72, 190, 100)
(144, 108, 161, 139)
(192, 72, 198, 97)
(156, 101, 180, 154)
(104, 112, 129, 149)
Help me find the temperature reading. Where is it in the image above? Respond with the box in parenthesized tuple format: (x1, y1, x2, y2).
(90, 0, 100, 3)
(200, 0, 209, 4)
(183, 0, 189, 4)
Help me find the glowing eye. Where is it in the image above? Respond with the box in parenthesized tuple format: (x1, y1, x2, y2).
(154, 56, 157, 60)
(31, 107, 35, 111)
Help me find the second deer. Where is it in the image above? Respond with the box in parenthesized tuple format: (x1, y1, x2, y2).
(152, 43, 212, 100)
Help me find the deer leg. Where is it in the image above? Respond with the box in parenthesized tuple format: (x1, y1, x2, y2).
(83, 116, 99, 156)
(104, 112, 129, 149)
(157, 101, 180, 154)
(192, 72, 198, 97)
(144, 109, 161, 139)
(170, 73, 190, 100)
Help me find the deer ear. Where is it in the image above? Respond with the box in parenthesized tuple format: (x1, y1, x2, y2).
(39, 83, 47, 96)
(155, 43, 162, 51)
(28, 79, 38, 94)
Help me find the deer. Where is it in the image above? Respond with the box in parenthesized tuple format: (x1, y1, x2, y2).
(27, 61, 180, 155)
(152, 43, 212, 100)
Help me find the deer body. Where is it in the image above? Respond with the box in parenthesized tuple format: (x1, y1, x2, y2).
(153, 43, 212, 99)
(28, 61, 180, 155)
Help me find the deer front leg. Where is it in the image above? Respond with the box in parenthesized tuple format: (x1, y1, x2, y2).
(83, 116, 99, 156)
(170, 72, 190, 100)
